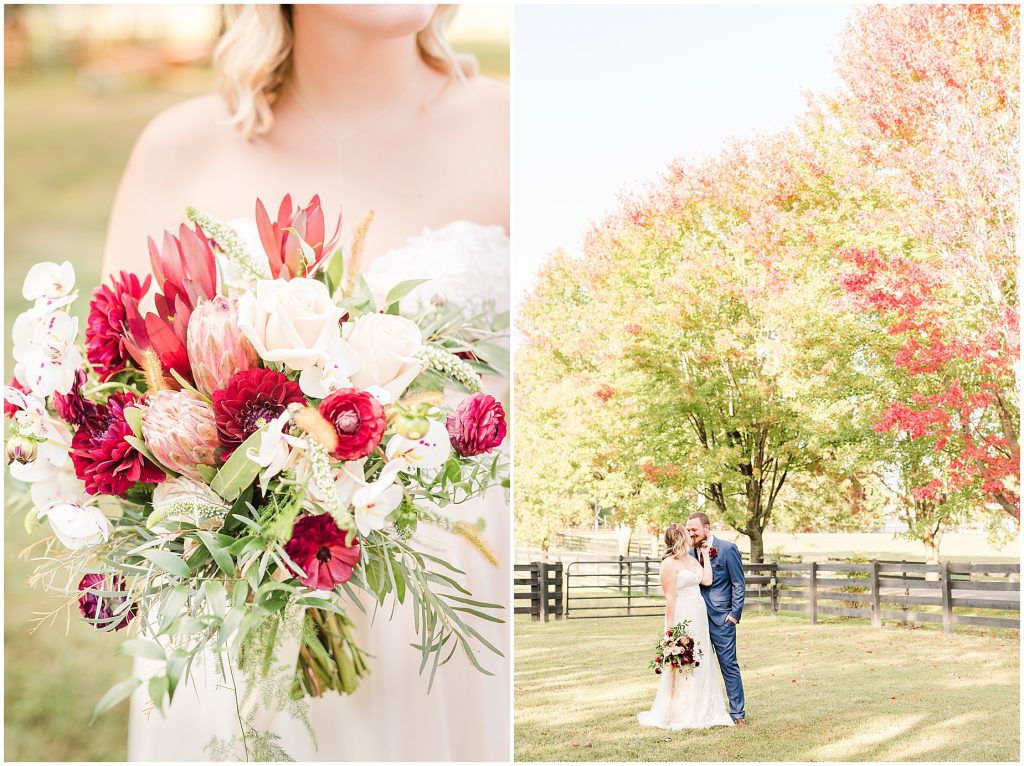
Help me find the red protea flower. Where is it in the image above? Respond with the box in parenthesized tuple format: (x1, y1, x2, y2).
(121, 225, 218, 385)
(186, 296, 260, 396)
(255, 194, 341, 279)
(85, 271, 151, 380)
(318, 388, 386, 461)
(283, 513, 360, 590)
(445, 393, 507, 457)
(4, 376, 30, 419)
(212, 369, 305, 458)
(52, 369, 99, 426)
(142, 390, 221, 480)
(78, 573, 136, 630)
(70, 392, 165, 496)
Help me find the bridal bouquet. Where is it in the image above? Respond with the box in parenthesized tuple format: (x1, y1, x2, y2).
(4, 195, 508, 740)
(650, 620, 702, 675)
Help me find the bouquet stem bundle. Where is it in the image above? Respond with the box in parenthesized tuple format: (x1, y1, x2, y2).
(296, 608, 369, 697)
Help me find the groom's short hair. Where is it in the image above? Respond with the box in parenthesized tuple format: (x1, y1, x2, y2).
(688, 512, 711, 527)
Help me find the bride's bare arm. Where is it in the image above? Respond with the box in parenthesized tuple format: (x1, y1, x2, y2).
(101, 96, 223, 280)
(659, 559, 676, 627)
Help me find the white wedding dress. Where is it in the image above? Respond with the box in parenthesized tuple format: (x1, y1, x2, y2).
(637, 565, 734, 730)
(127, 221, 510, 761)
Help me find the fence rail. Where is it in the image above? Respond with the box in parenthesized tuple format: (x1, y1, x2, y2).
(516, 557, 1018, 632)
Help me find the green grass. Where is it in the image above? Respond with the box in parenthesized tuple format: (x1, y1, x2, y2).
(514, 615, 1020, 761)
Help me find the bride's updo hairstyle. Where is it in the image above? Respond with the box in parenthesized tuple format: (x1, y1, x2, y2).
(662, 523, 690, 560)
(215, 4, 478, 139)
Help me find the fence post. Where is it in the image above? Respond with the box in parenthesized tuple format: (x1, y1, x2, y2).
(771, 563, 778, 616)
(552, 562, 564, 620)
(626, 559, 633, 616)
(940, 561, 953, 634)
(618, 555, 624, 592)
(643, 558, 650, 597)
(870, 560, 881, 628)
(530, 562, 541, 621)
(538, 562, 549, 622)
(809, 561, 818, 625)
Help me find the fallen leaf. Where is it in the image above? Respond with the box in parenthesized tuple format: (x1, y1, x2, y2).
(792, 679, 798, 683)
(585, 741, 593, 748)
(571, 741, 579, 748)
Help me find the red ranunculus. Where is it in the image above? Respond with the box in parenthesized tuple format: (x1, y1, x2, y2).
(212, 368, 305, 458)
(319, 388, 386, 461)
(85, 271, 151, 380)
(284, 513, 360, 590)
(709, 546, 719, 560)
(78, 573, 136, 630)
(70, 392, 165, 496)
(445, 393, 506, 457)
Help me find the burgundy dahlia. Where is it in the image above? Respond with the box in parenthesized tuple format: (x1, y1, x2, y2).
(70, 392, 165, 496)
(318, 388, 386, 461)
(445, 393, 507, 457)
(283, 513, 360, 590)
(85, 272, 151, 379)
(78, 573, 136, 630)
(52, 369, 99, 426)
(4, 376, 29, 419)
(212, 368, 305, 458)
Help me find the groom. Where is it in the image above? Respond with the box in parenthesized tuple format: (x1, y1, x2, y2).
(686, 512, 747, 725)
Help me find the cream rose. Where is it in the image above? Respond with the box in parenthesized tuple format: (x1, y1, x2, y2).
(344, 313, 425, 398)
(237, 278, 344, 372)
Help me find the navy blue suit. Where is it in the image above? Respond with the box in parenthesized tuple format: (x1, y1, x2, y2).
(691, 537, 746, 721)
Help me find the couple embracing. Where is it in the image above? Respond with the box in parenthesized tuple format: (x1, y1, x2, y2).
(638, 512, 747, 730)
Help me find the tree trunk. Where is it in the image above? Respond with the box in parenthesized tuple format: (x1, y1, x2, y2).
(922, 526, 942, 581)
(746, 525, 765, 564)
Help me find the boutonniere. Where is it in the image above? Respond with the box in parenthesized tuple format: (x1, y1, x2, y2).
(708, 546, 719, 560)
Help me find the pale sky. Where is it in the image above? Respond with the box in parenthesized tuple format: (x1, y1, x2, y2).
(512, 3, 855, 308)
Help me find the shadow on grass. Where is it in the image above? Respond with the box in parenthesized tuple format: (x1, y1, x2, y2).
(514, 615, 1019, 762)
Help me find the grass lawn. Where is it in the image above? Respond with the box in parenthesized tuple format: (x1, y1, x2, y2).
(514, 615, 1020, 761)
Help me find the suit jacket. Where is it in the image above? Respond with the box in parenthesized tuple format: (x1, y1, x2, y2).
(691, 536, 746, 627)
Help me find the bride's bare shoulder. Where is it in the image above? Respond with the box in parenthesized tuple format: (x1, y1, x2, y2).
(102, 95, 237, 275)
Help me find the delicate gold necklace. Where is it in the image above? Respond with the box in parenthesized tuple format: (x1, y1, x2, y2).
(286, 71, 425, 183)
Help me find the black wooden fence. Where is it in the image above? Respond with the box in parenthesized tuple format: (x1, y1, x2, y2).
(516, 557, 1019, 632)
(513, 562, 564, 621)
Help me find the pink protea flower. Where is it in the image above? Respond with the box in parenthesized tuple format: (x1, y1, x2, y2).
(141, 390, 221, 480)
(85, 272, 152, 380)
(186, 296, 260, 396)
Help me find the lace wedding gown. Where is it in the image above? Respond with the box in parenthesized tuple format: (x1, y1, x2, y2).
(637, 566, 734, 730)
(127, 221, 510, 761)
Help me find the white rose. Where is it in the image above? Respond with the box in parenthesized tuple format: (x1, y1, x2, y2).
(344, 314, 425, 399)
(237, 278, 345, 372)
(40, 502, 111, 550)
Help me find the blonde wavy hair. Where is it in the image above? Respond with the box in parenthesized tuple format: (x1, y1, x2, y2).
(215, 4, 477, 139)
(662, 523, 691, 561)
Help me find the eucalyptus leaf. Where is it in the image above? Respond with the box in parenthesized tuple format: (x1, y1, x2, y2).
(384, 278, 430, 309)
(210, 426, 267, 500)
(196, 530, 236, 576)
(148, 675, 169, 714)
(117, 639, 166, 662)
(122, 407, 144, 438)
(143, 550, 191, 580)
(158, 586, 191, 634)
(91, 677, 141, 723)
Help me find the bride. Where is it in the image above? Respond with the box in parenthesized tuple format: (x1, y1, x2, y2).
(101, 4, 509, 761)
(637, 523, 734, 730)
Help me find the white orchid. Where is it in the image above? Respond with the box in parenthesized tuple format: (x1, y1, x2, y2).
(6, 387, 73, 483)
(250, 410, 307, 482)
(11, 310, 82, 397)
(384, 419, 452, 473)
(298, 335, 362, 399)
(22, 260, 77, 315)
(353, 460, 406, 537)
(38, 502, 111, 550)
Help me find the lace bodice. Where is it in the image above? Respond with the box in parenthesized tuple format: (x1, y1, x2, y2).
(674, 566, 702, 596)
